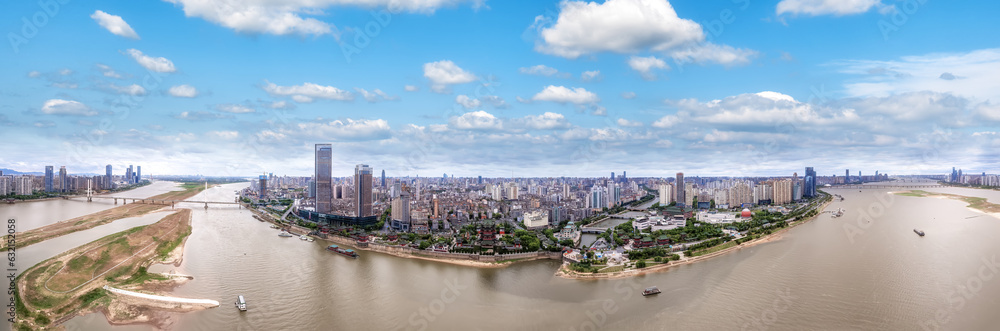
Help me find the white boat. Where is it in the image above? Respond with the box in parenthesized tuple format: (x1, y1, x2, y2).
(278, 231, 293, 237)
(299, 235, 313, 242)
(236, 295, 247, 311)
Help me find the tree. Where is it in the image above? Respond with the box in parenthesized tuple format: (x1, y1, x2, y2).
(636, 260, 647, 268)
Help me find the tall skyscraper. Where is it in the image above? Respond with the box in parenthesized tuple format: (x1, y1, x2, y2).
(611, 172, 615, 181)
(45, 166, 54, 192)
(126, 165, 133, 185)
(478, 175, 482, 185)
(676, 172, 685, 208)
(315, 144, 333, 214)
(845, 169, 850, 183)
(622, 171, 626, 182)
(355, 164, 373, 217)
(59, 166, 68, 193)
(258, 174, 267, 199)
(136, 166, 141, 183)
(381, 169, 386, 188)
(804, 167, 817, 197)
(105, 164, 112, 188)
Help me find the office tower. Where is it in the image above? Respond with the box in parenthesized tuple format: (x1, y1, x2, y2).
(392, 191, 411, 225)
(478, 176, 482, 185)
(45, 166, 54, 192)
(136, 166, 141, 183)
(676, 172, 685, 208)
(845, 169, 850, 183)
(315, 144, 333, 214)
(105, 165, 112, 188)
(355, 164, 373, 217)
(622, 171, 626, 182)
(805, 167, 816, 197)
(126, 165, 133, 185)
(381, 169, 386, 188)
(308, 180, 316, 198)
(611, 172, 615, 182)
(259, 174, 267, 199)
(59, 166, 68, 193)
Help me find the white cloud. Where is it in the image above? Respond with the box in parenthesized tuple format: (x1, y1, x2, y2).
(519, 64, 560, 76)
(404, 85, 420, 92)
(976, 102, 1000, 122)
(628, 55, 669, 80)
(450, 111, 502, 130)
(651, 115, 680, 128)
(27, 71, 40, 78)
(59, 69, 73, 75)
(262, 80, 354, 101)
(536, 0, 703, 58)
(532, 85, 600, 104)
(480, 95, 508, 108)
(215, 104, 255, 113)
(207, 131, 240, 140)
(456, 95, 482, 109)
(90, 10, 140, 39)
(581, 70, 601, 81)
(836, 48, 1000, 102)
(110, 83, 147, 96)
(424, 60, 476, 92)
(124, 49, 176, 73)
(622, 92, 636, 99)
(617, 118, 643, 127)
(667, 42, 757, 66)
(523, 112, 570, 129)
(96, 64, 123, 78)
(168, 84, 199, 98)
(355, 88, 398, 102)
(777, 0, 881, 16)
(163, 0, 483, 37)
(41, 99, 96, 116)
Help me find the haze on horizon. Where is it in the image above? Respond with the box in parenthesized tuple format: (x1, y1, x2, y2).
(2, 0, 999, 178)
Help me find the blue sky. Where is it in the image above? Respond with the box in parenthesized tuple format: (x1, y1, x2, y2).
(2, 0, 999, 178)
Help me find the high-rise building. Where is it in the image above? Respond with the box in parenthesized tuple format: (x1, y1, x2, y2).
(804, 167, 817, 197)
(14, 176, 33, 196)
(622, 171, 627, 182)
(126, 165, 133, 185)
(845, 169, 850, 183)
(676, 172, 686, 208)
(45, 166, 54, 192)
(381, 169, 386, 188)
(59, 166, 68, 193)
(355, 164, 373, 217)
(658, 183, 674, 205)
(106, 165, 112, 189)
(478, 175, 482, 185)
(258, 174, 267, 199)
(315, 144, 333, 214)
(136, 166, 141, 183)
(611, 172, 615, 182)
(391, 192, 411, 229)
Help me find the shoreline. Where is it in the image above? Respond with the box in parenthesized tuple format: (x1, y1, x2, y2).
(556, 198, 833, 280)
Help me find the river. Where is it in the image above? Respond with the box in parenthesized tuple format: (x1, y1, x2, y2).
(16, 181, 1000, 330)
(0, 181, 180, 231)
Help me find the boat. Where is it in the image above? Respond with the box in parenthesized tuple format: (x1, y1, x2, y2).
(278, 231, 293, 237)
(236, 295, 247, 311)
(914, 229, 925, 236)
(269, 224, 279, 229)
(299, 235, 313, 242)
(642, 286, 661, 296)
(327, 245, 358, 258)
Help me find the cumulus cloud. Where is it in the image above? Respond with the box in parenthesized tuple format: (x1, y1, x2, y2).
(404, 85, 419, 92)
(835, 48, 1000, 102)
(777, 0, 882, 16)
(262, 80, 353, 101)
(41, 99, 96, 116)
(581, 70, 601, 81)
(96, 64, 123, 78)
(522, 112, 570, 129)
(534, 0, 756, 66)
(519, 64, 560, 76)
(424, 60, 476, 92)
(215, 104, 256, 113)
(355, 88, 398, 102)
(124, 49, 176, 73)
(617, 118, 643, 127)
(532, 85, 600, 104)
(91, 10, 140, 39)
(207, 131, 240, 140)
(282, 118, 393, 141)
(109, 83, 147, 96)
(450, 111, 502, 130)
(628, 55, 669, 80)
(175, 111, 232, 120)
(168, 84, 199, 98)
(456, 95, 482, 109)
(622, 92, 636, 99)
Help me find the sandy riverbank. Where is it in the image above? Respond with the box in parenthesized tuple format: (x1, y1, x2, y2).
(556, 198, 833, 280)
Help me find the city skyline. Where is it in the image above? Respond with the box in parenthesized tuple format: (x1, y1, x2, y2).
(2, 1, 1000, 177)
